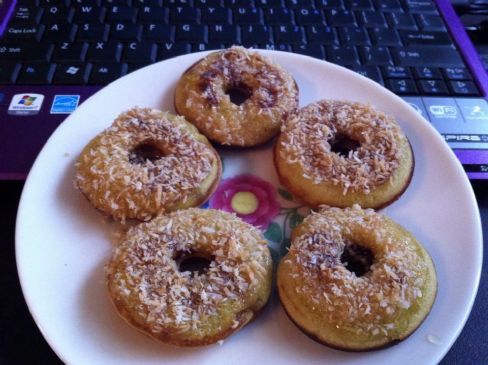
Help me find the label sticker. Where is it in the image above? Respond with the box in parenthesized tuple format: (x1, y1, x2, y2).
(8, 94, 44, 115)
(50, 95, 80, 114)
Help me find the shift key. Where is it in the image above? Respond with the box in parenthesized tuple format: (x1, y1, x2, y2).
(392, 46, 463, 67)
(0, 42, 53, 61)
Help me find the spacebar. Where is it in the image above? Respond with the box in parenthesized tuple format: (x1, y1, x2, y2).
(392, 46, 464, 67)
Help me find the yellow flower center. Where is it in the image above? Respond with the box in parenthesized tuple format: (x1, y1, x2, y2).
(231, 191, 259, 215)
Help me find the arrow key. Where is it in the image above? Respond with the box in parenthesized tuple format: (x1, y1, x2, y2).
(418, 79, 449, 95)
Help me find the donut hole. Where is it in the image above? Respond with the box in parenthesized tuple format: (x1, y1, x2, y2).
(225, 82, 252, 106)
(330, 133, 360, 157)
(340, 243, 374, 277)
(129, 141, 166, 164)
(176, 252, 214, 275)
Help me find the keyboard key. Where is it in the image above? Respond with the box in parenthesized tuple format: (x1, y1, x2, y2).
(158, 42, 191, 59)
(412, 66, 442, 79)
(382, 65, 411, 78)
(53, 42, 88, 61)
(209, 24, 238, 42)
(127, 61, 152, 73)
(110, 23, 142, 40)
(359, 46, 392, 65)
(11, 6, 43, 25)
(233, 7, 262, 24)
(259, 43, 291, 52)
(338, 27, 370, 45)
(387, 13, 418, 31)
(41, 5, 73, 22)
(292, 44, 325, 59)
(144, 24, 173, 40)
(44, 23, 76, 41)
(192, 42, 226, 51)
(294, 8, 325, 25)
(201, 7, 230, 23)
(241, 24, 272, 43)
(53, 62, 90, 84)
(0, 63, 21, 84)
(374, 0, 402, 11)
(138, 6, 167, 22)
(4, 25, 44, 40)
(275, 25, 304, 43)
(326, 45, 360, 66)
(73, 5, 104, 22)
(123, 41, 157, 61)
(416, 13, 445, 31)
(442, 67, 472, 81)
(176, 24, 207, 42)
(386, 78, 418, 94)
(351, 65, 383, 84)
(418, 79, 448, 95)
(344, 0, 373, 10)
(0, 42, 53, 61)
(170, 6, 199, 23)
(77, 23, 109, 41)
(317, 0, 345, 8)
(326, 9, 356, 26)
(133, 0, 163, 6)
(165, 0, 194, 7)
(17, 62, 56, 84)
(369, 27, 402, 46)
(392, 46, 464, 67)
(89, 62, 126, 84)
(87, 41, 123, 61)
(264, 8, 293, 24)
(449, 80, 479, 96)
(306, 25, 338, 44)
(286, 0, 314, 7)
(106, 6, 136, 22)
(358, 11, 387, 28)
(404, 0, 438, 14)
(400, 30, 451, 45)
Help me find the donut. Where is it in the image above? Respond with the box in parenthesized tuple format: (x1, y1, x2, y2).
(75, 108, 221, 221)
(174, 46, 299, 147)
(274, 100, 414, 209)
(277, 205, 437, 351)
(106, 208, 273, 347)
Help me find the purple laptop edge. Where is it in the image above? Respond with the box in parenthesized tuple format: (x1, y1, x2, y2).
(0, 0, 487, 180)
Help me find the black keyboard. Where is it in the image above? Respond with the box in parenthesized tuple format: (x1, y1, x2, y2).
(0, 0, 481, 97)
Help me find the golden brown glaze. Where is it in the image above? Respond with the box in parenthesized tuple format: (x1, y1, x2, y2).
(277, 205, 437, 351)
(75, 108, 221, 221)
(174, 47, 299, 147)
(107, 208, 273, 346)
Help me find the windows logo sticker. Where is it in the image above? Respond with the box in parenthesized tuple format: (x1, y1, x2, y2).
(50, 95, 81, 114)
(8, 94, 45, 115)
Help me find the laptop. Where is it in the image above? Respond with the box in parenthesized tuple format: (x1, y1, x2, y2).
(1, 0, 487, 180)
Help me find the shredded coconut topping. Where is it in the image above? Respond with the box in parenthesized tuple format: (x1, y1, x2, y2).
(279, 100, 407, 194)
(175, 46, 298, 146)
(285, 205, 429, 337)
(106, 208, 271, 340)
(74, 108, 219, 221)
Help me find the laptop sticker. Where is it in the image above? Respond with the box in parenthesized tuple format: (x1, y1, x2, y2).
(50, 95, 80, 114)
(8, 94, 44, 116)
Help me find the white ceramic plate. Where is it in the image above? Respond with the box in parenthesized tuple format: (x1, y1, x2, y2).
(16, 51, 482, 365)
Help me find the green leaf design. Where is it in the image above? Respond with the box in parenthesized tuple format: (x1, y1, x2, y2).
(278, 188, 293, 201)
(264, 222, 283, 243)
(289, 211, 305, 229)
(280, 238, 291, 256)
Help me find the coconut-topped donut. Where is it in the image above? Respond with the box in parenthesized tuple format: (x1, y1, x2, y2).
(174, 46, 299, 147)
(277, 205, 437, 351)
(75, 108, 221, 221)
(106, 208, 273, 347)
(274, 100, 414, 209)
